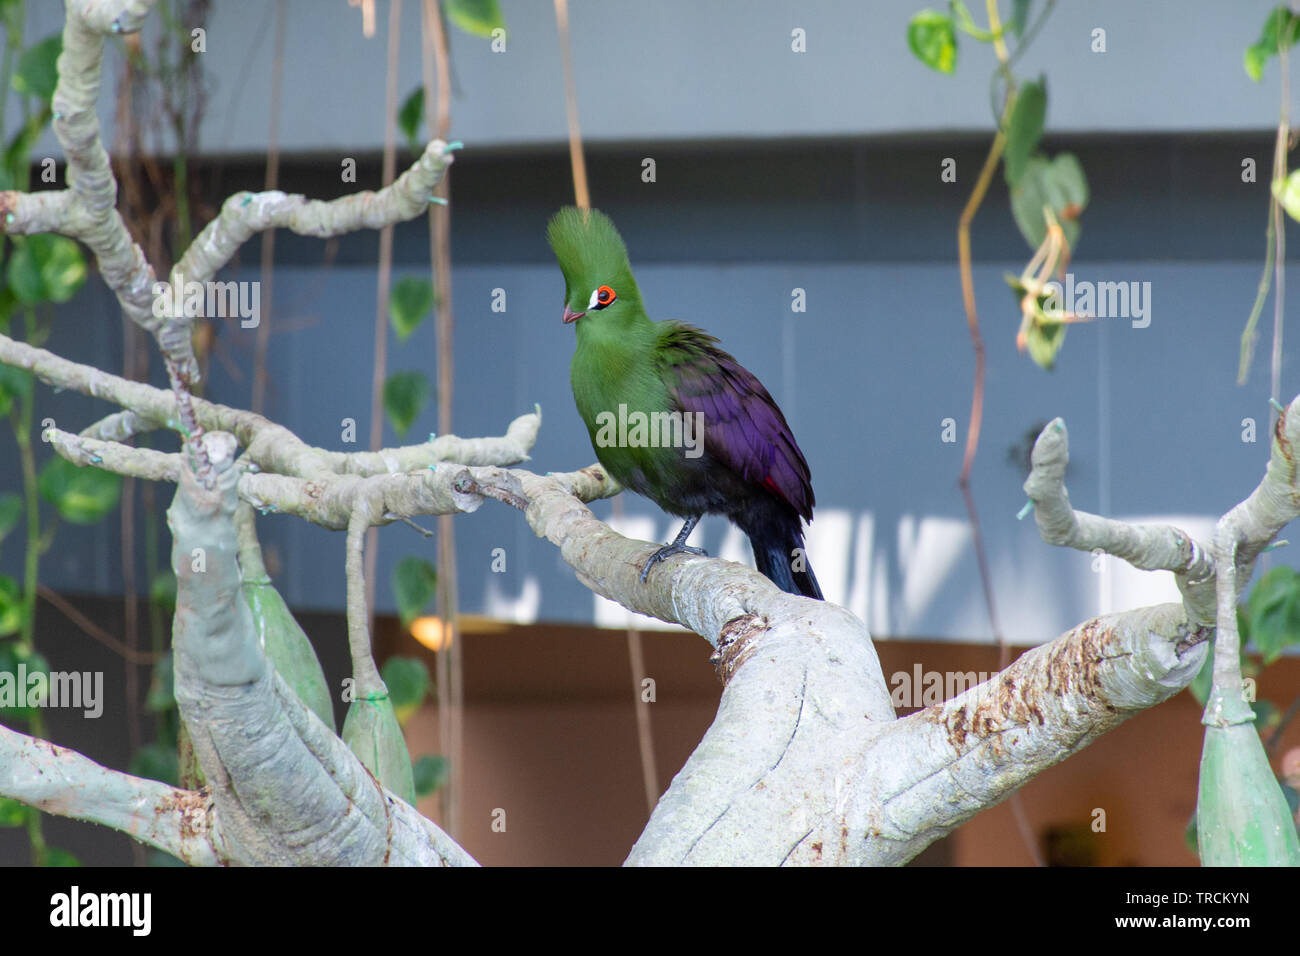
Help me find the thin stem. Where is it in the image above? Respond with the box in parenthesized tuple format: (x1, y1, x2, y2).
(37, 586, 160, 665)
(15, 313, 46, 870)
(364, 0, 403, 636)
(171, 151, 191, 255)
(986, 0, 1009, 62)
(251, 0, 286, 417)
(0, 13, 17, 137)
(1207, 536, 1251, 725)
(957, 127, 1008, 490)
(955, 127, 1010, 675)
(626, 620, 659, 816)
(1240, 11, 1293, 390)
(554, 0, 590, 210)
(1271, 36, 1290, 422)
(233, 501, 269, 583)
(1238, 203, 1276, 384)
(16, 313, 39, 650)
(954, 0, 1044, 869)
(424, 0, 462, 838)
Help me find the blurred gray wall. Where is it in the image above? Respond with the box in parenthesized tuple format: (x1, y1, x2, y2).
(12, 0, 1294, 153)
(1, 1, 1292, 644)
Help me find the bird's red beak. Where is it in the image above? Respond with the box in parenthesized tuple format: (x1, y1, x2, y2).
(562, 305, 584, 324)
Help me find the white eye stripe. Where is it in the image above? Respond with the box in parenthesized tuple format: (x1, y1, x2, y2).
(587, 288, 601, 311)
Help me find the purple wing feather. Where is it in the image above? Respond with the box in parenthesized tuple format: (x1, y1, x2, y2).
(658, 322, 815, 520)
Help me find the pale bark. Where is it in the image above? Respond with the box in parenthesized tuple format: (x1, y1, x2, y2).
(3, 0, 1297, 868)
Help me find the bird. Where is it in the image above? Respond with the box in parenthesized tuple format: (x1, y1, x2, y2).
(546, 206, 823, 599)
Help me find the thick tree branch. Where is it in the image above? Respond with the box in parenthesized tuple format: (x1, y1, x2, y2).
(167, 433, 476, 865)
(851, 603, 1209, 865)
(5, 0, 1292, 868)
(0, 721, 223, 865)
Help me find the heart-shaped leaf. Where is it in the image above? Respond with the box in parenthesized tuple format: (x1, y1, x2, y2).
(390, 277, 434, 342)
(907, 10, 957, 74)
(6, 235, 87, 305)
(11, 34, 61, 101)
(38, 456, 122, 524)
(382, 371, 430, 437)
(1245, 5, 1300, 82)
(381, 654, 431, 726)
(1273, 170, 1300, 222)
(413, 754, 450, 797)
(1024, 317, 1067, 371)
(398, 86, 424, 153)
(1246, 565, 1300, 663)
(1009, 152, 1088, 251)
(392, 556, 438, 629)
(0, 364, 32, 417)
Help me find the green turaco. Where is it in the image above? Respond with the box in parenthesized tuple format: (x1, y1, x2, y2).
(546, 206, 823, 599)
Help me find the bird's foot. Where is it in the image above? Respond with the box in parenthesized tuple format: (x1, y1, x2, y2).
(639, 542, 709, 583)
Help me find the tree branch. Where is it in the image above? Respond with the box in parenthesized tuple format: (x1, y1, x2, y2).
(0, 721, 222, 865)
(1, 332, 540, 481)
(1023, 417, 1216, 623)
(166, 433, 476, 865)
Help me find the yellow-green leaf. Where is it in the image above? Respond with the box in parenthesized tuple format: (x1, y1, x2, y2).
(907, 10, 957, 74)
(444, 0, 505, 38)
(0, 575, 22, 636)
(390, 277, 434, 342)
(6, 235, 87, 305)
(1273, 170, 1300, 222)
(38, 456, 121, 524)
(1245, 5, 1300, 81)
(1024, 317, 1066, 371)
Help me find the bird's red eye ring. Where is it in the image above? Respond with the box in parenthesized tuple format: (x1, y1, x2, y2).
(596, 285, 616, 307)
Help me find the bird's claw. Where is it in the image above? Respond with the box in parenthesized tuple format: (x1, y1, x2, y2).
(639, 543, 709, 583)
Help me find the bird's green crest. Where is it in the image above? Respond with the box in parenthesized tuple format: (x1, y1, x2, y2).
(546, 206, 641, 313)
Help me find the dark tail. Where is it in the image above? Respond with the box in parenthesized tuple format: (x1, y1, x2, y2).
(748, 526, 823, 600)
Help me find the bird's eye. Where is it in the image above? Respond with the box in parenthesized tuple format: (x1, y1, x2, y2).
(591, 285, 616, 310)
